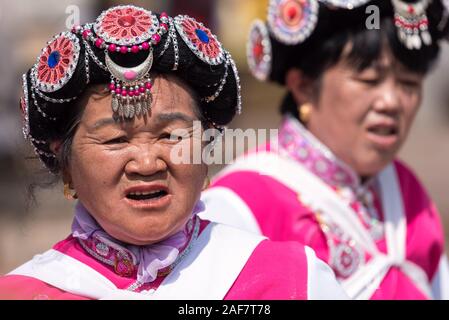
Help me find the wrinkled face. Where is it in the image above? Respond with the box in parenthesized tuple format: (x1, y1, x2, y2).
(307, 49, 424, 177)
(68, 75, 207, 245)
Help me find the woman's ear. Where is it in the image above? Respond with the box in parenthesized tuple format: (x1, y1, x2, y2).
(50, 140, 72, 184)
(285, 68, 316, 106)
(49, 140, 63, 155)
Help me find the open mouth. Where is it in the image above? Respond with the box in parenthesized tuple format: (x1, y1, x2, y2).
(367, 125, 398, 136)
(126, 190, 168, 201)
(366, 123, 400, 149)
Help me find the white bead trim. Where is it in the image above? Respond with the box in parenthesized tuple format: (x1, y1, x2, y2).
(21, 74, 30, 139)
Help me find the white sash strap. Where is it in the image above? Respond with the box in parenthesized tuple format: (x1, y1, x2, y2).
(219, 151, 432, 299)
(9, 249, 117, 299)
(341, 255, 432, 299)
(149, 223, 265, 300)
(9, 223, 265, 300)
(431, 255, 449, 299)
(217, 152, 379, 255)
(380, 166, 406, 266)
(200, 187, 263, 235)
(379, 166, 433, 299)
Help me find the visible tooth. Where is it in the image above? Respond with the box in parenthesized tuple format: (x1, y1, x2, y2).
(143, 190, 161, 195)
(129, 190, 164, 197)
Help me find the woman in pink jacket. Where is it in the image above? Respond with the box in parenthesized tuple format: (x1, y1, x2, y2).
(202, 0, 449, 299)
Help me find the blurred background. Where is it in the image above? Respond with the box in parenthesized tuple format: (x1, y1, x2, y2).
(0, 0, 448, 274)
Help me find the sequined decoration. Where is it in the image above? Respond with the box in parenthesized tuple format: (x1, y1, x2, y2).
(94, 5, 159, 47)
(319, 0, 370, 10)
(337, 186, 385, 242)
(114, 253, 135, 277)
(317, 215, 365, 279)
(247, 20, 272, 81)
(95, 242, 110, 257)
(78, 234, 137, 277)
(174, 15, 225, 65)
(229, 54, 242, 115)
(332, 240, 363, 278)
(32, 32, 80, 92)
(20, 74, 30, 139)
(267, 0, 319, 45)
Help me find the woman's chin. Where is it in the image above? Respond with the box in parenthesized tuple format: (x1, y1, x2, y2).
(114, 228, 173, 246)
(353, 158, 393, 178)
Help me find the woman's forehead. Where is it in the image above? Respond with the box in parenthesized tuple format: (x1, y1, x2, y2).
(340, 43, 423, 76)
(82, 76, 198, 123)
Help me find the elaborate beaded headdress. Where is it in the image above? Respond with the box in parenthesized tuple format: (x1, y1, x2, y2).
(20, 5, 241, 168)
(247, 0, 449, 81)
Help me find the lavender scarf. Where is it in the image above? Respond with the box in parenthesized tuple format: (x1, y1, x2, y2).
(71, 201, 204, 284)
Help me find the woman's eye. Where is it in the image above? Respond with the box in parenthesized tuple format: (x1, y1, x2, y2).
(161, 133, 184, 142)
(399, 79, 420, 88)
(358, 78, 381, 85)
(104, 137, 127, 144)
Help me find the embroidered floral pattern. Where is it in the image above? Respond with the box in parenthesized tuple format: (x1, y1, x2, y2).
(34, 32, 80, 92)
(94, 5, 158, 45)
(279, 116, 358, 188)
(279, 116, 386, 278)
(174, 15, 225, 65)
(247, 20, 272, 81)
(77, 215, 200, 284)
(316, 213, 364, 278)
(267, 0, 319, 45)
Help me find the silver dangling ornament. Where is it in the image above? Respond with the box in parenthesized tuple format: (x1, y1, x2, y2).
(392, 0, 432, 50)
(105, 49, 154, 118)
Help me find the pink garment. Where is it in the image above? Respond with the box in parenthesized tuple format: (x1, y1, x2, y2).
(0, 219, 313, 300)
(209, 116, 445, 300)
(0, 275, 88, 300)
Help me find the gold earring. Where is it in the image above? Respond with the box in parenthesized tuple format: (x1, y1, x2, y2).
(202, 175, 211, 191)
(298, 103, 312, 124)
(64, 183, 78, 200)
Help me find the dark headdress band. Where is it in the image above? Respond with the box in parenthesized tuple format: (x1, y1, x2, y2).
(20, 5, 241, 165)
(247, 0, 449, 81)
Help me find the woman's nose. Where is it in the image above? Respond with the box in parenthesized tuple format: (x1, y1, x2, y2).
(125, 146, 167, 177)
(373, 81, 401, 114)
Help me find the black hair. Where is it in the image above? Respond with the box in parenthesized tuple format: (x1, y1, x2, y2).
(270, 0, 449, 117)
(22, 12, 240, 175)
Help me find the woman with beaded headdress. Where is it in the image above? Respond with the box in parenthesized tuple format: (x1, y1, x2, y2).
(202, 0, 449, 299)
(0, 5, 347, 299)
